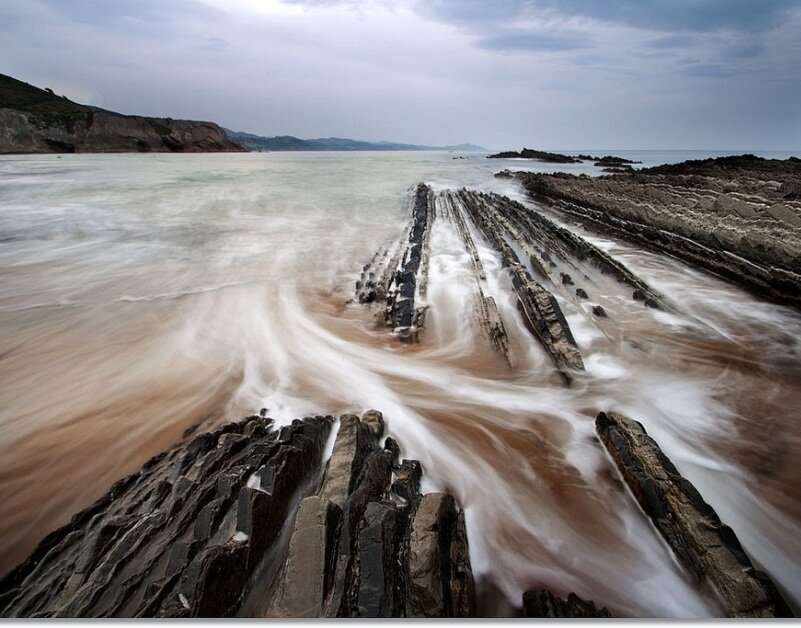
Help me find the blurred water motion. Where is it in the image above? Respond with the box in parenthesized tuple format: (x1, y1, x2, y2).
(1, 152, 800, 616)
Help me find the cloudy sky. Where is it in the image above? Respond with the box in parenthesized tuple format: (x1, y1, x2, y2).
(2, 0, 800, 150)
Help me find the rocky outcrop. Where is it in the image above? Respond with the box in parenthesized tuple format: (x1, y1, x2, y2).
(486, 149, 639, 167)
(0, 413, 330, 617)
(510, 156, 801, 310)
(355, 183, 435, 342)
(454, 189, 584, 381)
(358, 184, 672, 378)
(522, 589, 612, 618)
(487, 148, 580, 163)
(594, 155, 640, 167)
(596, 411, 792, 618)
(437, 191, 515, 366)
(0, 411, 475, 618)
(479, 191, 665, 309)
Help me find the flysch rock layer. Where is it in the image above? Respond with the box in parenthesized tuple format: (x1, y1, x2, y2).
(437, 191, 516, 367)
(596, 411, 792, 618)
(0, 108, 244, 154)
(522, 589, 612, 618)
(358, 185, 673, 378)
(506, 155, 801, 310)
(0, 411, 476, 618)
(480, 189, 665, 308)
(355, 183, 435, 342)
(3, 406, 790, 618)
(455, 189, 585, 382)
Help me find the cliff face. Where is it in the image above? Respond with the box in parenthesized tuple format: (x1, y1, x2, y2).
(0, 108, 245, 154)
(0, 73, 245, 154)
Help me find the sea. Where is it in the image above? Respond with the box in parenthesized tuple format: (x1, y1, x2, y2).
(0, 149, 799, 616)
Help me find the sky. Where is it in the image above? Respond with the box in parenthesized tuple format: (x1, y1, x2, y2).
(1, 0, 800, 150)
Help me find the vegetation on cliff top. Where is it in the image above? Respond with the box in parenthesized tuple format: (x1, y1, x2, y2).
(0, 73, 93, 133)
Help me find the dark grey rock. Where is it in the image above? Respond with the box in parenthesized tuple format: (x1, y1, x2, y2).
(596, 411, 792, 618)
(522, 589, 611, 618)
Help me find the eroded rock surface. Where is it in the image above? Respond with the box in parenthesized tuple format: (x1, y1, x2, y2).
(596, 411, 792, 618)
(0, 411, 475, 618)
(357, 184, 672, 380)
(0, 73, 244, 153)
(437, 191, 515, 366)
(355, 183, 435, 342)
(455, 189, 585, 381)
(522, 589, 612, 618)
(509, 155, 801, 309)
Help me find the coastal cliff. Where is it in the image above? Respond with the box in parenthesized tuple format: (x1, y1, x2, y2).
(0, 74, 244, 154)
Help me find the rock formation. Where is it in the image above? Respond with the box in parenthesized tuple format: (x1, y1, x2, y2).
(437, 191, 516, 366)
(1, 404, 795, 618)
(454, 189, 585, 381)
(356, 185, 671, 381)
(508, 155, 801, 310)
(596, 411, 792, 618)
(355, 183, 435, 342)
(522, 589, 612, 618)
(487, 148, 581, 163)
(0, 411, 475, 618)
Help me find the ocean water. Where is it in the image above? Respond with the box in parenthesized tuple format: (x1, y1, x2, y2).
(1, 151, 800, 617)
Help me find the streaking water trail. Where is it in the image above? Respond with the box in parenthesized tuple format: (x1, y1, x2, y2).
(1, 153, 800, 617)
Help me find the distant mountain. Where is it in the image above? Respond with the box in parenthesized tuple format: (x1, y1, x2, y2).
(0, 73, 244, 154)
(224, 129, 485, 152)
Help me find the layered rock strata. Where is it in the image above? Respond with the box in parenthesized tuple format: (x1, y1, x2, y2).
(0, 73, 244, 153)
(521, 589, 612, 618)
(473, 189, 665, 308)
(453, 189, 584, 381)
(437, 191, 515, 366)
(509, 156, 801, 310)
(0, 411, 475, 618)
(358, 185, 668, 380)
(596, 411, 792, 618)
(355, 184, 435, 342)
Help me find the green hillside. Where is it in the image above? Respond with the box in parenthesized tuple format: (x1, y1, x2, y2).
(0, 73, 91, 131)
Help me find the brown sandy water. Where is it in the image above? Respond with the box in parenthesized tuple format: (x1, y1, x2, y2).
(1, 152, 800, 617)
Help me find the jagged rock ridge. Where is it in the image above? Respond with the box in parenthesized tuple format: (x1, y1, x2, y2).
(596, 411, 792, 618)
(355, 183, 435, 342)
(356, 185, 667, 382)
